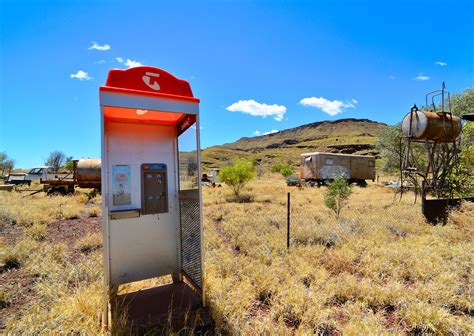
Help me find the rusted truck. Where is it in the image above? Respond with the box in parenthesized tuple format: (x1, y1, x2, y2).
(300, 152, 376, 187)
(41, 158, 101, 195)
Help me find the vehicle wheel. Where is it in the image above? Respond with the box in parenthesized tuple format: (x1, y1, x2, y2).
(357, 180, 368, 187)
(48, 189, 66, 196)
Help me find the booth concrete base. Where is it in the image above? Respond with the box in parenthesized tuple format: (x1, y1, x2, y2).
(111, 283, 211, 333)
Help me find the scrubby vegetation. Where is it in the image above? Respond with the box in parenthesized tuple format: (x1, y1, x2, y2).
(1, 178, 473, 334)
(204, 177, 473, 334)
(219, 160, 256, 199)
(324, 176, 352, 217)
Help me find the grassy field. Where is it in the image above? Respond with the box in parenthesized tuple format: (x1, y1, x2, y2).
(0, 177, 473, 334)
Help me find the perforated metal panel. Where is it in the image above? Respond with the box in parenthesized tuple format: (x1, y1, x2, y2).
(179, 190, 202, 290)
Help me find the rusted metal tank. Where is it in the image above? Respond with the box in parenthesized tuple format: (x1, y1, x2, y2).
(76, 158, 101, 188)
(402, 111, 462, 142)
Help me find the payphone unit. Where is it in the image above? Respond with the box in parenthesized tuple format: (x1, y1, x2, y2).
(141, 163, 168, 214)
(99, 66, 203, 328)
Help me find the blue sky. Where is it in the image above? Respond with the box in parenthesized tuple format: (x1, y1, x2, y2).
(1, 0, 473, 168)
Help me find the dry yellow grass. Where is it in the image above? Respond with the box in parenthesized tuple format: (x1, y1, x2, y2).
(1, 177, 473, 334)
(203, 176, 473, 334)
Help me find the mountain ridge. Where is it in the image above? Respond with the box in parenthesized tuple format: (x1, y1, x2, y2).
(201, 118, 388, 167)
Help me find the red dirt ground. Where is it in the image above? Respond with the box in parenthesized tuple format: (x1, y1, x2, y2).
(0, 215, 101, 329)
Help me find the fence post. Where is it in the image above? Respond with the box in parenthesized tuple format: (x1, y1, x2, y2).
(287, 192, 290, 250)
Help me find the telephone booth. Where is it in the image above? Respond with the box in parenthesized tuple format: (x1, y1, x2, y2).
(99, 66, 203, 328)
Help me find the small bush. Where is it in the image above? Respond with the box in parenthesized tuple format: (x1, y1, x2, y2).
(324, 176, 352, 217)
(219, 160, 256, 199)
(87, 206, 101, 218)
(1, 250, 21, 271)
(76, 233, 102, 253)
(279, 165, 293, 177)
(25, 223, 47, 241)
(0, 289, 11, 308)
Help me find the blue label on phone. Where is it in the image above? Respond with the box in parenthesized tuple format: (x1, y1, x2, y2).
(142, 163, 167, 171)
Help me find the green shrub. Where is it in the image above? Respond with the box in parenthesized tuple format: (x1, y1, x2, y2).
(324, 176, 352, 217)
(280, 166, 293, 177)
(219, 160, 256, 198)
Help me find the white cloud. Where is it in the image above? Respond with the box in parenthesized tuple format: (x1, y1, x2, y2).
(299, 97, 357, 116)
(435, 61, 447, 66)
(70, 70, 92, 81)
(254, 130, 261, 136)
(226, 99, 286, 121)
(263, 130, 279, 135)
(88, 42, 110, 51)
(116, 57, 143, 68)
(413, 73, 430, 81)
(389, 75, 396, 80)
(95, 60, 106, 64)
(124, 59, 142, 68)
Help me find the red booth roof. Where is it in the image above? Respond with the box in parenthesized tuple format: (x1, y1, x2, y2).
(100, 66, 200, 103)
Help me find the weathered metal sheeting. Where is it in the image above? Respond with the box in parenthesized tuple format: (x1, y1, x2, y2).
(402, 111, 462, 142)
(300, 152, 376, 181)
(76, 158, 101, 182)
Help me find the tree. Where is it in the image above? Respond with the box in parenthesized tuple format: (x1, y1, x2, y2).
(324, 176, 352, 217)
(0, 152, 14, 176)
(375, 124, 402, 172)
(44, 151, 66, 170)
(63, 156, 74, 171)
(375, 123, 427, 173)
(451, 88, 474, 117)
(451, 122, 474, 197)
(219, 160, 256, 198)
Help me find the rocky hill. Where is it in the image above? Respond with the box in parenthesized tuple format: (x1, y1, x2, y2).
(201, 118, 387, 168)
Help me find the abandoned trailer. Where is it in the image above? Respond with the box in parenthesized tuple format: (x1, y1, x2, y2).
(300, 152, 376, 187)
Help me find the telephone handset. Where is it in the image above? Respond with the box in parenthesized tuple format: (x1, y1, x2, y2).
(142, 72, 161, 91)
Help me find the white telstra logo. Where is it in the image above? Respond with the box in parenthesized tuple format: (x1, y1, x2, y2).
(142, 72, 161, 91)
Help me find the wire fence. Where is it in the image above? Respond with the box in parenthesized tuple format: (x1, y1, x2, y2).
(206, 192, 418, 259)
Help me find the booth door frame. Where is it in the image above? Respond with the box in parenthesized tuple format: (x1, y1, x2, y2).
(177, 117, 204, 296)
